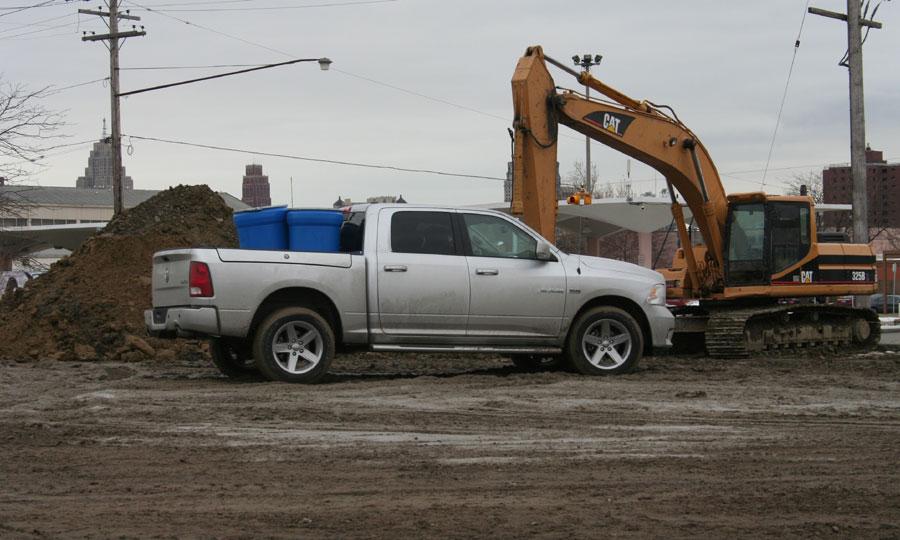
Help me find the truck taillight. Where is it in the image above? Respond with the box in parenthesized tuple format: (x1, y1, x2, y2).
(189, 261, 214, 297)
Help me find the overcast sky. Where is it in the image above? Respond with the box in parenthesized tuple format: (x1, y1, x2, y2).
(4, 0, 899, 207)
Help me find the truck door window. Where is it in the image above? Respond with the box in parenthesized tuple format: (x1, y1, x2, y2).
(390, 211, 456, 255)
(462, 213, 537, 259)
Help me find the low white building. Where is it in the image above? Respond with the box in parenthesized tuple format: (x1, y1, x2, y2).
(0, 185, 248, 271)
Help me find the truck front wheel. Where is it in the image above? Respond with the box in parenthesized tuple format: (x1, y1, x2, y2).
(252, 307, 335, 384)
(565, 306, 643, 375)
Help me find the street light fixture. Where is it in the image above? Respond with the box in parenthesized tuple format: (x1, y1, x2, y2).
(573, 52, 602, 194)
(118, 57, 333, 97)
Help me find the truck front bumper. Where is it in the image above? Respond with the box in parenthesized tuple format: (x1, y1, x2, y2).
(646, 304, 675, 348)
(144, 306, 219, 338)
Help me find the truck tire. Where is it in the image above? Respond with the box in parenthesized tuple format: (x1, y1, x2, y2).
(565, 306, 643, 375)
(252, 306, 335, 384)
(209, 337, 257, 379)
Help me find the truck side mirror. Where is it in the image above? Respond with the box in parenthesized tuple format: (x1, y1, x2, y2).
(536, 240, 556, 261)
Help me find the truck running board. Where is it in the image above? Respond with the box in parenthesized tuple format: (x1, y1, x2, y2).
(371, 345, 562, 355)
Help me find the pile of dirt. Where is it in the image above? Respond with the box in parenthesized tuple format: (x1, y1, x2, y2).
(0, 185, 238, 362)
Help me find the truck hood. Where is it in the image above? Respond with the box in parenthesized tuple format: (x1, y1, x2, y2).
(570, 254, 664, 283)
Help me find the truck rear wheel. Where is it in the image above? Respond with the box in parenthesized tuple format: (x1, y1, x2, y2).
(565, 306, 643, 375)
(252, 307, 335, 384)
(209, 337, 257, 379)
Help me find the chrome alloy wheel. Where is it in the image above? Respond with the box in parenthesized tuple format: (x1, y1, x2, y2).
(270, 320, 323, 374)
(581, 319, 632, 370)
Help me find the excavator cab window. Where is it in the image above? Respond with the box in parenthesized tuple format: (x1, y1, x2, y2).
(725, 203, 768, 286)
(769, 202, 811, 273)
(725, 201, 813, 286)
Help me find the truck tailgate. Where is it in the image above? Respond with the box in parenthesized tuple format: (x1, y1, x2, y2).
(152, 249, 193, 307)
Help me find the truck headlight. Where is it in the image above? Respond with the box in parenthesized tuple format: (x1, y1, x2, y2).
(646, 283, 665, 305)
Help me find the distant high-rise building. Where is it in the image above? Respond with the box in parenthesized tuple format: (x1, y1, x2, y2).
(504, 161, 564, 202)
(75, 120, 134, 190)
(242, 164, 271, 207)
(823, 147, 899, 228)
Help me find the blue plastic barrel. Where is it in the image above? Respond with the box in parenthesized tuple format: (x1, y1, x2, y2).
(287, 210, 344, 252)
(233, 206, 289, 250)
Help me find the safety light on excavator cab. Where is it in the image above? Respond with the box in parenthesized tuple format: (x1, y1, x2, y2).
(567, 187, 592, 206)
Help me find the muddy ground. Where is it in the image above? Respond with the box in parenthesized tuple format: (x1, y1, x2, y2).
(1, 351, 898, 538)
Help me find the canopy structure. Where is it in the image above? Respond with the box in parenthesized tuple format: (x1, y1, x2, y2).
(471, 197, 853, 268)
(477, 198, 852, 238)
(473, 197, 692, 238)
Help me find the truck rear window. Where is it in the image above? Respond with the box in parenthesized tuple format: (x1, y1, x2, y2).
(340, 211, 365, 253)
(391, 211, 456, 255)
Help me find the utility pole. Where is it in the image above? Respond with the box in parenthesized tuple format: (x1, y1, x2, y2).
(846, 0, 868, 251)
(80, 2, 145, 215)
(572, 53, 602, 194)
(809, 1, 882, 307)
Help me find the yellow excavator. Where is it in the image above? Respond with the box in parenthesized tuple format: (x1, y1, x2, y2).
(511, 46, 879, 356)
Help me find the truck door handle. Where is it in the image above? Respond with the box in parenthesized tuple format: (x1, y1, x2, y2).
(475, 268, 499, 276)
(383, 265, 408, 272)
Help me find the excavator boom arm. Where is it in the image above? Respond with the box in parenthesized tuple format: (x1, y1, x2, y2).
(511, 45, 728, 289)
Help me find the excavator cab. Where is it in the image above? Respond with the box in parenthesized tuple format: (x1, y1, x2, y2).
(723, 195, 812, 288)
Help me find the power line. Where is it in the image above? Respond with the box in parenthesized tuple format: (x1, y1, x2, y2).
(130, 0, 398, 12)
(0, 0, 60, 18)
(6, 138, 100, 167)
(0, 20, 75, 39)
(128, 1, 522, 129)
(760, 0, 811, 188)
(333, 68, 509, 122)
(45, 76, 109, 94)
(128, 0, 296, 57)
(119, 63, 264, 70)
(125, 134, 507, 181)
(126, 0, 254, 6)
(0, 11, 72, 33)
(0, 29, 74, 39)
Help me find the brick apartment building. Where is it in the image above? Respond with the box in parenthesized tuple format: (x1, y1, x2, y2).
(823, 147, 898, 229)
(241, 164, 272, 207)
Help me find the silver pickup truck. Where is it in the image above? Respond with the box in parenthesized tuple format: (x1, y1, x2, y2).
(145, 204, 673, 383)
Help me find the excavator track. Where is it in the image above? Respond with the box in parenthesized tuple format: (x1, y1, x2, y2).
(701, 304, 881, 358)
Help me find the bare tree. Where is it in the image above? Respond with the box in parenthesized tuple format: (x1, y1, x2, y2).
(564, 160, 639, 199)
(564, 160, 599, 193)
(0, 80, 64, 184)
(783, 171, 824, 203)
(595, 181, 632, 199)
(1, 79, 65, 270)
(782, 170, 845, 233)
